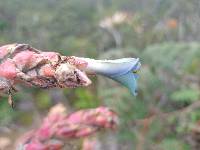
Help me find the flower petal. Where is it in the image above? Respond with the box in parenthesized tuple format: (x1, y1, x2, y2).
(79, 57, 140, 76)
(112, 72, 138, 95)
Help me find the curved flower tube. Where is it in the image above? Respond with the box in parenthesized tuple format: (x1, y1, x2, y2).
(73, 57, 141, 95)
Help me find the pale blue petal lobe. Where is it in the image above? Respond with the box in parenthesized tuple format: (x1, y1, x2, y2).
(111, 72, 138, 96)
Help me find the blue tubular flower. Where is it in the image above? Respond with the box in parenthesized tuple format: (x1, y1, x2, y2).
(76, 57, 141, 96)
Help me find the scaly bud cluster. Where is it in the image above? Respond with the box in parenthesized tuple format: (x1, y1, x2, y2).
(17, 105, 118, 150)
(0, 43, 91, 107)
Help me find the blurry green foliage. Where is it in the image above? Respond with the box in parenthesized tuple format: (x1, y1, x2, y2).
(35, 91, 52, 110)
(0, 98, 15, 126)
(17, 111, 34, 126)
(159, 138, 190, 150)
(0, 20, 8, 31)
(171, 88, 200, 103)
(73, 88, 99, 109)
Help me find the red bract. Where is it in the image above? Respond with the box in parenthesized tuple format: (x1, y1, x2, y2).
(17, 105, 118, 150)
(0, 59, 17, 79)
(55, 124, 98, 138)
(35, 124, 53, 140)
(66, 106, 118, 129)
(24, 140, 46, 150)
(44, 140, 64, 150)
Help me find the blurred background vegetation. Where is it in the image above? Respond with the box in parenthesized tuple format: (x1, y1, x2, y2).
(0, 0, 200, 149)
